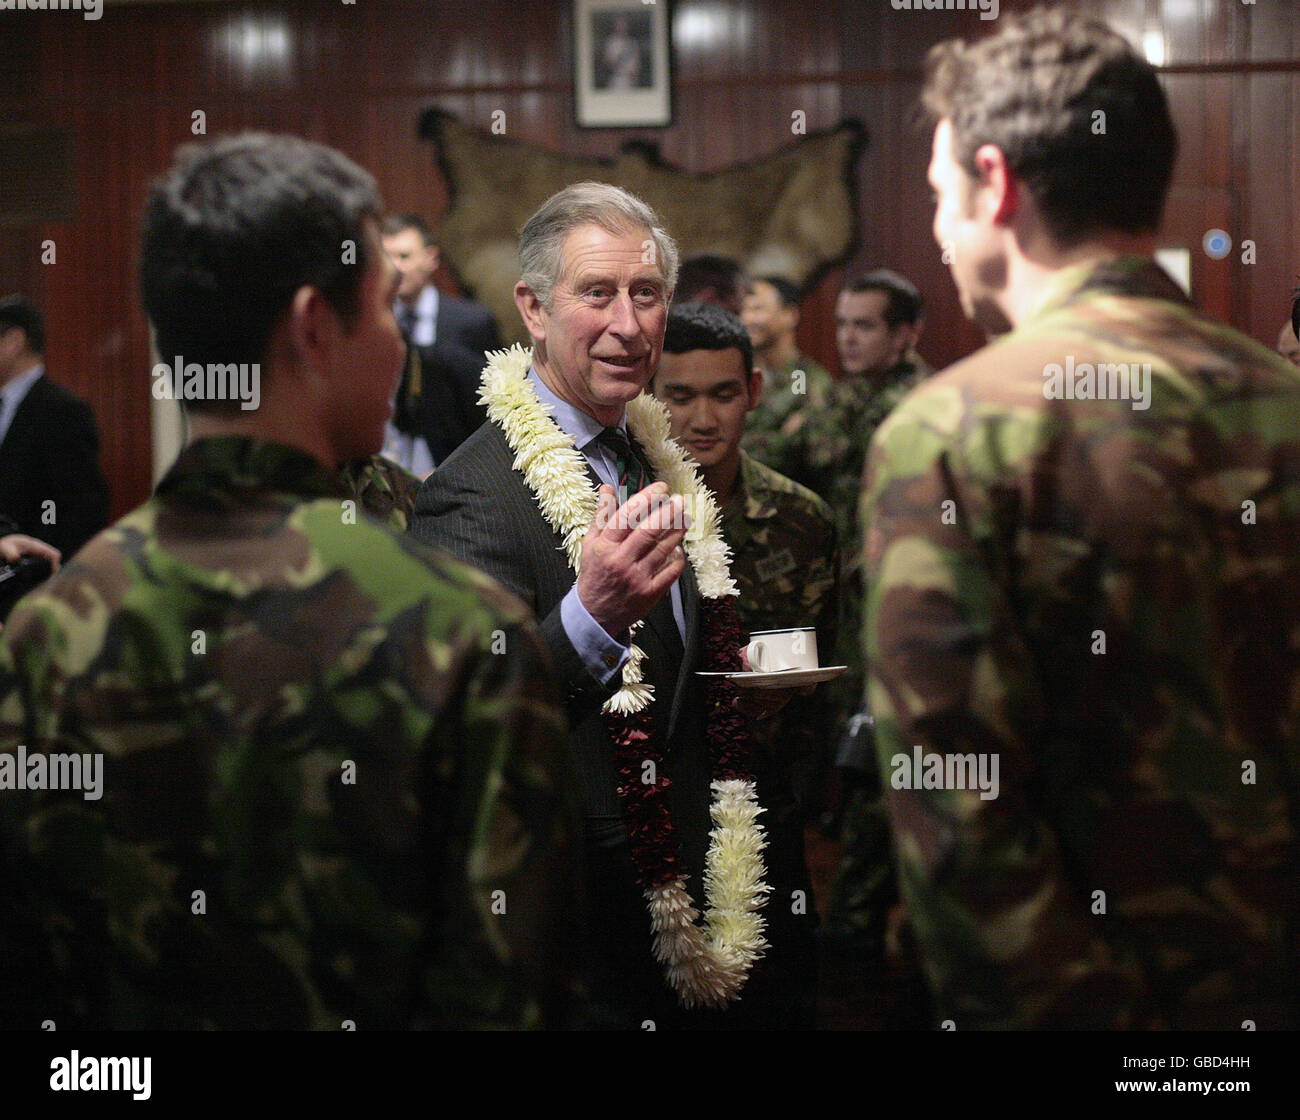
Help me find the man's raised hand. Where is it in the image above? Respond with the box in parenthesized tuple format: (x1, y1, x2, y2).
(577, 483, 688, 638)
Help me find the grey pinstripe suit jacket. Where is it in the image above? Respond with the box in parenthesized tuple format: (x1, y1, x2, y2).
(408, 420, 709, 851)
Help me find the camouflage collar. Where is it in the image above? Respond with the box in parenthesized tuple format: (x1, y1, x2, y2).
(844, 358, 925, 408)
(1026, 254, 1191, 325)
(157, 437, 343, 504)
(768, 351, 808, 383)
(734, 451, 781, 522)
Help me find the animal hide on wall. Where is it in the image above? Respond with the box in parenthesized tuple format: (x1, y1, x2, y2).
(418, 109, 867, 346)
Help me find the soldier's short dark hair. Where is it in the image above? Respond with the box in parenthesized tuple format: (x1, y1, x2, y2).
(754, 276, 802, 309)
(0, 295, 44, 354)
(845, 270, 924, 329)
(922, 7, 1178, 247)
(674, 254, 746, 307)
(1291, 285, 1299, 341)
(382, 213, 435, 247)
(139, 133, 382, 407)
(663, 301, 754, 376)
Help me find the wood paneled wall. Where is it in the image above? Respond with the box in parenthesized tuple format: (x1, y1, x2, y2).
(1, 0, 1296, 517)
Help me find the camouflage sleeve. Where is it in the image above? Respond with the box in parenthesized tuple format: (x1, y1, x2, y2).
(421, 607, 585, 1029)
(860, 389, 1149, 1029)
(338, 455, 422, 531)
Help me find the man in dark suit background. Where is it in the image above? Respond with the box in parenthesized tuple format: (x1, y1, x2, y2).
(0, 296, 110, 560)
(381, 214, 502, 473)
(410, 183, 806, 1029)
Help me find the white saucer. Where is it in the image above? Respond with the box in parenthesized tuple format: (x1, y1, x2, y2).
(694, 665, 847, 690)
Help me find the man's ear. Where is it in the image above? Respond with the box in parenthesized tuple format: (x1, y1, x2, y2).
(514, 281, 548, 344)
(973, 143, 1018, 226)
(426, 243, 441, 275)
(284, 285, 341, 381)
(746, 367, 764, 412)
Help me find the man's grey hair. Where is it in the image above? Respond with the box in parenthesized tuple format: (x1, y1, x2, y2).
(518, 181, 679, 309)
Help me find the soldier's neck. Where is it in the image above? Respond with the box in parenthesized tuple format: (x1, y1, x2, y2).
(1004, 229, 1157, 330)
(703, 452, 742, 508)
(188, 403, 337, 470)
(758, 336, 798, 373)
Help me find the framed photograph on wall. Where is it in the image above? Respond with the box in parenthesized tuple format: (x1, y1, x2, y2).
(573, 0, 672, 128)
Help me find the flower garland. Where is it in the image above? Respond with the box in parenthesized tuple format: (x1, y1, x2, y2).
(478, 344, 770, 1009)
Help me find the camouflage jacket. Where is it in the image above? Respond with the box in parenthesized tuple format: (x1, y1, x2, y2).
(862, 256, 1300, 1029)
(742, 351, 835, 479)
(0, 436, 580, 1030)
(720, 452, 839, 819)
(338, 454, 422, 531)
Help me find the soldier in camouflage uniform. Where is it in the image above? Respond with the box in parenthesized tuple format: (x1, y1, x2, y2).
(815, 307, 931, 1027)
(654, 300, 838, 1029)
(811, 272, 929, 724)
(0, 133, 580, 1030)
(860, 8, 1300, 1029)
(739, 276, 835, 477)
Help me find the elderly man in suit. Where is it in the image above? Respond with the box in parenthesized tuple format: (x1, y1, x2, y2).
(411, 182, 805, 1029)
(0, 296, 110, 560)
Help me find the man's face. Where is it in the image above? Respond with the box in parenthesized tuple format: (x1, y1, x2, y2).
(382, 227, 439, 304)
(518, 222, 669, 423)
(1276, 320, 1300, 367)
(928, 118, 1007, 335)
(741, 281, 796, 353)
(835, 289, 908, 378)
(654, 347, 758, 475)
(326, 223, 406, 462)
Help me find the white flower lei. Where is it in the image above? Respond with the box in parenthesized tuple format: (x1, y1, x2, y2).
(478, 344, 770, 1010)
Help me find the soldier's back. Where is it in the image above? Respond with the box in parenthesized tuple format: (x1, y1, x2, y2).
(0, 437, 576, 1030)
(866, 258, 1300, 1027)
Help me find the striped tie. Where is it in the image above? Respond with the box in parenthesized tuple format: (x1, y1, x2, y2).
(597, 426, 648, 503)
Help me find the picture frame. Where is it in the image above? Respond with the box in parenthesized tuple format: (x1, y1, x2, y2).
(573, 0, 673, 129)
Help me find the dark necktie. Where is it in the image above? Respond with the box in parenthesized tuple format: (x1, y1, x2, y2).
(596, 426, 649, 502)
(396, 303, 416, 340)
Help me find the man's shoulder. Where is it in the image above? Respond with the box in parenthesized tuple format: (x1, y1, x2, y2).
(742, 452, 834, 526)
(794, 352, 833, 383)
(340, 455, 422, 530)
(291, 490, 536, 626)
(19, 373, 93, 418)
(870, 339, 1053, 476)
(8, 488, 534, 646)
(424, 419, 512, 485)
(439, 292, 498, 327)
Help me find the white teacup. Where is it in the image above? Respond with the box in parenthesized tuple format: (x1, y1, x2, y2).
(744, 628, 818, 673)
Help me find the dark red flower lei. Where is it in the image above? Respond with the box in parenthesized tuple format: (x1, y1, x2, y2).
(609, 594, 755, 890)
